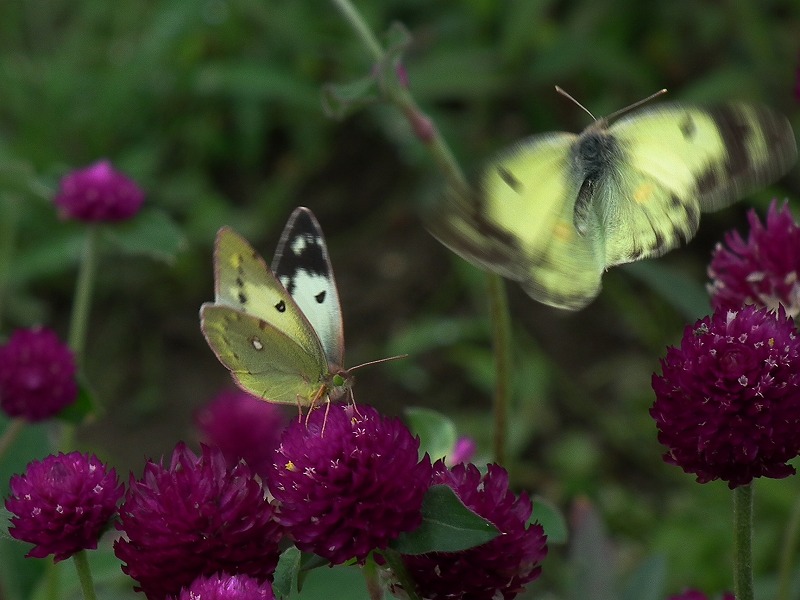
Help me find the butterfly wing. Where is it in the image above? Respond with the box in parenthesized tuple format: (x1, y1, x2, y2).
(200, 304, 327, 405)
(271, 207, 345, 368)
(202, 226, 330, 404)
(429, 132, 609, 310)
(212, 226, 325, 360)
(600, 102, 797, 266)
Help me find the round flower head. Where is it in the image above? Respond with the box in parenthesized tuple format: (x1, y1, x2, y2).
(0, 327, 77, 421)
(54, 160, 144, 222)
(196, 390, 289, 478)
(267, 403, 432, 565)
(5, 452, 123, 561)
(402, 461, 548, 600)
(115, 443, 282, 600)
(652, 305, 800, 488)
(709, 200, 800, 315)
(171, 573, 275, 600)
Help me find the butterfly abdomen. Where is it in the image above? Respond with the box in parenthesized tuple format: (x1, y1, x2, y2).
(572, 128, 621, 235)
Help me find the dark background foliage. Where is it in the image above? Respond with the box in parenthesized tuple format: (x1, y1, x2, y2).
(0, 1, 798, 598)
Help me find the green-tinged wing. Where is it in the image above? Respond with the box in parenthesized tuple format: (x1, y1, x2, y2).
(212, 226, 324, 361)
(602, 102, 797, 266)
(200, 304, 327, 405)
(429, 133, 607, 310)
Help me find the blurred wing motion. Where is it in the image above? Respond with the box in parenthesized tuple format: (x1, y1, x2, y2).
(200, 207, 350, 406)
(429, 100, 797, 310)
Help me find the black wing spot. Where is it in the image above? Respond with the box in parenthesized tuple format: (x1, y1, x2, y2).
(696, 169, 718, 194)
(680, 115, 696, 139)
(670, 194, 682, 208)
(275, 300, 286, 313)
(497, 166, 523, 193)
(315, 290, 326, 304)
(238, 292, 247, 305)
(235, 276, 244, 286)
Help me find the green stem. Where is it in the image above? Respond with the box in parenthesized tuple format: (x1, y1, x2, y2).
(381, 549, 422, 600)
(72, 550, 97, 600)
(486, 273, 510, 464)
(0, 193, 21, 331)
(362, 555, 383, 600)
(776, 491, 800, 600)
(0, 418, 25, 461)
(733, 484, 754, 600)
(69, 226, 99, 365)
(329, 0, 513, 462)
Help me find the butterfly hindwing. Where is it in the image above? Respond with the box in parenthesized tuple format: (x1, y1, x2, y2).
(271, 207, 345, 367)
(200, 304, 327, 405)
(429, 98, 797, 310)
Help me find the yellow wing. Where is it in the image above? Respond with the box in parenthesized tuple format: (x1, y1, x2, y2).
(601, 102, 797, 266)
(429, 133, 607, 310)
(212, 226, 324, 361)
(200, 304, 328, 405)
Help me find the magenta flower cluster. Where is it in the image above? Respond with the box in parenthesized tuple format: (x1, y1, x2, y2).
(5, 452, 123, 561)
(0, 327, 77, 421)
(54, 160, 144, 222)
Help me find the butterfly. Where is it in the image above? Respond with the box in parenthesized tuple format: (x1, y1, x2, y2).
(200, 207, 353, 409)
(428, 88, 798, 310)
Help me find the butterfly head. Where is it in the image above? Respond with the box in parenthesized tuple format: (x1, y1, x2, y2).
(326, 366, 354, 402)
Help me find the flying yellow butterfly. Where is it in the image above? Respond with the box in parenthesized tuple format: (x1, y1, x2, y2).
(429, 88, 797, 310)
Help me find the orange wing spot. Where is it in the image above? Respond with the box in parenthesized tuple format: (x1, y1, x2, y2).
(633, 183, 654, 204)
(553, 221, 573, 242)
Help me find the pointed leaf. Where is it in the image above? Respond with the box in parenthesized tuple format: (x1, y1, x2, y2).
(273, 546, 301, 599)
(532, 496, 568, 545)
(391, 485, 499, 555)
(404, 407, 457, 462)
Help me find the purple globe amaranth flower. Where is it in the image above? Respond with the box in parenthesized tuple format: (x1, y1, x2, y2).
(54, 160, 144, 222)
(5, 452, 123, 561)
(402, 461, 548, 600)
(0, 327, 78, 421)
(171, 573, 275, 600)
(708, 200, 800, 316)
(652, 305, 800, 488)
(267, 403, 432, 565)
(196, 389, 289, 478)
(115, 443, 282, 600)
(446, 436, 477, 466)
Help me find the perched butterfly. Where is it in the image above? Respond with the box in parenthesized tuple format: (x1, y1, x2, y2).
(429, 88, 798, 310)
(200, 207, 353, 409)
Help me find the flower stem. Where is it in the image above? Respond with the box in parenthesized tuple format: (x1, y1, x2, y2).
(776, 491, 800, 600)
(0, 417, 25, 461)
(733, 483, 754, 600)
(362, 555, 384, 600)
(72, 550, 97, 600)
(487, 273, 510, 463)
(69, 226, 99, 365)
(381, 549, 422, 600)
(329, 0, 512, 462)
(0, 193, 20, 331)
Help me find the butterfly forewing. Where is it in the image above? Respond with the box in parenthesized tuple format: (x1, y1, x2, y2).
(271, 207, 345, 368)
(603, 103, 797, 267)
(212, 226, 325, 361)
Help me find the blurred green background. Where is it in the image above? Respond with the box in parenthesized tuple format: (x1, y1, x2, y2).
(1, 1, 799, 598)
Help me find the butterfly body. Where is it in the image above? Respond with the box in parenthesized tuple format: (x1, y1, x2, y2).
(200, 208, 351, 407)
(431, 99, 797, 310)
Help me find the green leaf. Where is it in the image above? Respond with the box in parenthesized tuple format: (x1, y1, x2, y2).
(101, 209, 186, 264)
(391, 485, 499, 555)
(57, 375, 98, 425)
(621, 261, 711, 321)
(273, 546, 302, 599)
(321, 76, 378, 120)
(532, 496, 568, 545)
(404, 407, 457, 462)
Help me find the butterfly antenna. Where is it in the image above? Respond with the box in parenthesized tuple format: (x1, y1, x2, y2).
(555, 86, 596, 121)
(348, 354, 408, 372)
(604, 88, 668, 123)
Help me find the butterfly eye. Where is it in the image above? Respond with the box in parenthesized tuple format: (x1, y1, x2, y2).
(275, 300, 286, 313)
(315, 291, 326, 304)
